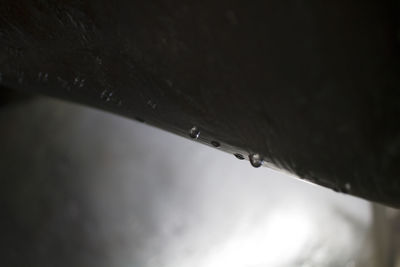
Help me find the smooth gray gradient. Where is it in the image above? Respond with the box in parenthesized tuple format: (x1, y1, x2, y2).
(0, 97, 382, 267)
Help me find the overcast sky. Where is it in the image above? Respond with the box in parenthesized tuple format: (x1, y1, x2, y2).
(0, 97, 373, 267)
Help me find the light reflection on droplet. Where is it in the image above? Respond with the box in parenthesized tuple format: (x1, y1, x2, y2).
(249, 153, 263, 168)
(344, 183, 352, 193)
(189, 126, 200, 139)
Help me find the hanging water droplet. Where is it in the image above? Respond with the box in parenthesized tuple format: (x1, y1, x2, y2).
(100, 89, 107, 98)
(211, 141, 220, 147)
(134, 116, 145, 123)
(189, 126, 200, 139)
(249, 153, 263, 168)
(234, 153, 245, 160)
(344, 182, 351, 192)
(147, 100, 157, 109)
(101, 89, 114, 102)
(106, 91, 113, 102)
(79, 79, 85, 88)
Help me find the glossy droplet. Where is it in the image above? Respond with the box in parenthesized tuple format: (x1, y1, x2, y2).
(344, 182, 352, 192)
(211, 141, 220, 147)
(100, 89, 114, 102)
(106, 91, 113, 102)
(189, 126, 200, 139)
(79, 79, 85, 88)
(100, 90, 107, 98)
(234, 153, 245, 160)
(249, 153, 263, 168)
(147, 100, 157, 109)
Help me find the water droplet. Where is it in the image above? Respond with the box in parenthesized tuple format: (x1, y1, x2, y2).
(234, 153, 245, 160)
(147, 100, 157, 109)
(134, 116, 145, 123)
(344, 182, 351, 192)
(106, 92, 113, 101)
(189, 126, 200, 139)
(100, 90, 107, 98)
(101, 89, 114, 102)
(249, 153, 263, 168)
(211, 141, 220, 147)
(79, 79, 85, 88)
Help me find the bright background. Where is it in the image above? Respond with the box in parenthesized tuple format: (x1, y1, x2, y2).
(0, 97, 398, 267)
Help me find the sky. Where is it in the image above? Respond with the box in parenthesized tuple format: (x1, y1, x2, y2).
(0, 97, 375, 267)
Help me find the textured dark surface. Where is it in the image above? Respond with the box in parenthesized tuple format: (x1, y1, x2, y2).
(0, 0, 400, 206)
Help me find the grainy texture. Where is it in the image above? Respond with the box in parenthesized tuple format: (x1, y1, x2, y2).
(0, 0, 399, 206)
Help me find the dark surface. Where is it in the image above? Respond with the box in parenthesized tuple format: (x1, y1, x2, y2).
(0, 0, 399, 206)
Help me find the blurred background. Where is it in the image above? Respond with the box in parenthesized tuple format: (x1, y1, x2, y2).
(0, 96, 399, 267)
